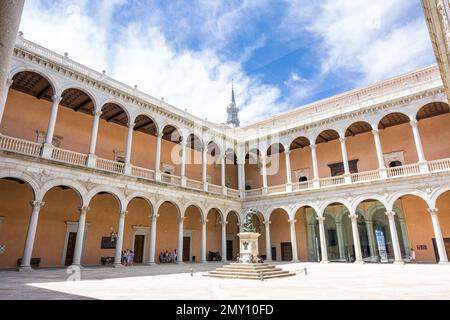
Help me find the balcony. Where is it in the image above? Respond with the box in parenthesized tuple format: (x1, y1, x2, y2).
(2, 134, 450, 201)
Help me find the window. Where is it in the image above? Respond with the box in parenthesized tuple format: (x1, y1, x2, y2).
(35, 130, 63, 147)
(328, 160, 358, 176)
(389, 160, 402, 168)
(299, 176, 308, 182)
(113, 150, 125, 163)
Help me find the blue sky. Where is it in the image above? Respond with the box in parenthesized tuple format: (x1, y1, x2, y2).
(19, 0, 436, 124)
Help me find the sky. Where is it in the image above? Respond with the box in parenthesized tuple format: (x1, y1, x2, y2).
(19, 0, 436, 125)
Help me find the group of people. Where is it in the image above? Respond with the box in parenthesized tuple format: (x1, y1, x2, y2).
(159, 249, 177, 263)
(121, 249, 135, 266)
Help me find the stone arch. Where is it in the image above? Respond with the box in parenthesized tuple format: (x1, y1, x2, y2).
(59, 85, 98, 110)
(351, 194, 390, 213)
(155, 198, 182, 217)
(388, 190, 432, 210)
(86, 185, 126, 212)
(225, 209, 241, 225)
(99, 100, 131, 124)
(206, 207, 225, 222)
(431, 187, 450, 208)
(125, 192, 155, 213)
(182, 202, 205, 219)
(9, 66, 58, 95)
(0, 170, 39, 200)
(132, 113, 160, 136)
(289, 203, 320, 220)
(39, 179, 88, 206)
(319, 199, 352, 216)
(376, 111, 411, 129)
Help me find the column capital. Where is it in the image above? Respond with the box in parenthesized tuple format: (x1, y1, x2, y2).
(78, 206, 90, 214)
(128, 122, 135, 128)
(52, 94, 62, 104)
(310, 143, 317, 150)
(348, 214, 358, 222)
(339, 137, 346, 143)
(288, 219, 297, 224)
(410, 119, 418, 127)
(151, 213, 160, 221)
(317, 216, 326, 222)
(201, 218, 208, 224)
(30, 201, 45, 209)
(428, 208, 439, 217)
(263, 220, 271, 226)
(6, 78, 14, 87)
(179, 216, 186, 222)
(285, 149, 291, 156)
(385, 211, 396, 218)
(92, 110, 103, 117)
(156, 132, 164, 138)
(120, 210, 128, 216)
(372, 129, 379, 135)
(220, 220, 228, 225)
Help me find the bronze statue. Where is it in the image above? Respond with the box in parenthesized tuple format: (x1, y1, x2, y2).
(242, 210, 256, 233)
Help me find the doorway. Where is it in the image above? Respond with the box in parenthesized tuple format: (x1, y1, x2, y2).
(226, 240, 233, 261)
(183, 237, 191, 262)
(281, 242, 293, 261)
(133, 235, 145, 263)
(64, 232, 77, 266)
(271, 247, 277, 261)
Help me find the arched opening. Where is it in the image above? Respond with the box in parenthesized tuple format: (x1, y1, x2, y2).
(185, 133, 203, 181)
(206, 141, 221, 186)
(435, 190, 450, 262)
(266, 143, 286, 187)
(86, 192, 122, 265)
(269, 209, 290, 261)
(160, 125, 182, 179)
(224, 149, 238, 190)
(123, 197, 153, 264)
(321, 203, 346, 262)
(245, 148, 262, 190)
(206, 208, 222, 261)
(225, 211, 240, 261)
(289, 137, 312, 186)
(345, 121, 376, 173)
(377, 112, 415, 166)
(315, 130, 342, 178)
(293, 206, 317, 261)
(96, 103, 130, 163)
(416, 102, 450, 161)
(338, 210, 369, 262)
(1, 71, 55, 142)
(183, 205, 202, 262)
(156, 201, 180, 263)
(37, 186, 83, 267)
(0, 177, 35, 269)
(131, 115, 158, 170)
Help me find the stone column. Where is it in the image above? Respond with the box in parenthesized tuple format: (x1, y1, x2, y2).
(307, 223, 318, 262)
(19, 201, 45, 271)
(264, 221, 272, 261)
(71, 206, 89, 267)
(221, 155, 227, 195)
(123, 122, 135, 175)
(202, 147, 208, 192)
(340, 137, 352, 183)
(428, 208, 449, 264)
(365, 219, 378, 262)
(349, 214, 364, 263)
(398, 217, 411, 260)
(221, 220, 227, 262)
(238, 160, 245, 198)
(149, 213, 159, 264)
(86, 110, 102, 167)
(410, 120, 428, 173)
(311, 144, 320, 188)
(177, 217, 185, 263)
(261, 156, 268, 194)
(385, 211, 404, 264)
(0, 78, 13, 125)
(41, 95, 62, 158)
(0, 1, 25, 124)
(201, 218, 208, 263)
(372, 129, 387, 178)
(335, 222, 346, 261)
(114, 210, 127, 267)
(317, 216, 329, 263)
(289, 219, 299, 262)
(180, 138, 187, 187)
(155, 133, 163, 181)
(285, 150, 292, 192)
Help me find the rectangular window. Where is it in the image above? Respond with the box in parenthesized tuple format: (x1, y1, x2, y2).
(328, 159, 358, 176)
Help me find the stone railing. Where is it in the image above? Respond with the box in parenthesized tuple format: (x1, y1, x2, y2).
(320, 176, 345, 187)
(292, 180, 313, 191)
(428, 158, 450, 172)
(387, 164, 420, 178)
(227, 188, 240, 198)
(186, 178, 203, 191)
(246, 188, 263, 197)
(0, 135, 42, 156)
(95, 157, 125, 174)
(161, 172, 181, 186)
(267, 184, 287, 194)
(52, 147, 88, 166)
(131, 166, 155, 180)
(208, 183, 223, 195)
(351, 170, 381, 183)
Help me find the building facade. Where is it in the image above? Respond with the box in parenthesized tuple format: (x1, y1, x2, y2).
(1, 30, 450, 270)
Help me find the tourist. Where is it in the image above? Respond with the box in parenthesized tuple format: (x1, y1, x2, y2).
(173, 249, 177, 263)
(159, 252, 164, 263)
(410, 248, 416, 263)
(128, 250, 134, 266)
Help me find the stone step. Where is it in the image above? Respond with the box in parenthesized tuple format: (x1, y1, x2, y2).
(216, 267, 282, 273)
(206, 272, 295, 280)
(209, 270, 289, 277)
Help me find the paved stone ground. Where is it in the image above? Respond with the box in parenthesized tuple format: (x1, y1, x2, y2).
(1, 262, 449, 300)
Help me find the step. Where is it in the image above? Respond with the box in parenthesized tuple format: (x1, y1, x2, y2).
(216, 267, 282, 273)
(206, 272, 295, 280)
(209, 270, 290, 277)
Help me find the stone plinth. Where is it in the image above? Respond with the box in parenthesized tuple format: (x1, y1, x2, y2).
(237, 232, 260, 263)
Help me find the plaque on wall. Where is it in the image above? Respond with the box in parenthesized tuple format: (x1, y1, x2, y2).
(101, 237, 116, 249)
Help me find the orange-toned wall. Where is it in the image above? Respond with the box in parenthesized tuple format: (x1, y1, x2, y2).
(294, 207, 310, 261)
(419, 114, 450, 161)
(269, 209, 290, 261)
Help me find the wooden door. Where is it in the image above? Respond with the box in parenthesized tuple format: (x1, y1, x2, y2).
(133, 235, 145, 263)
(64, 232, 77, 266)
(183, 237, 190, 262)
(226, 240, 233, 261)
(281, 242, 293, 261)
(271, 247, 277, 261)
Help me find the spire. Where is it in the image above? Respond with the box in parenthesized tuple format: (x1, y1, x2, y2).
(226, 81, 240, 128)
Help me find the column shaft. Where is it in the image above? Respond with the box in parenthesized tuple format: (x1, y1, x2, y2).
(428, 208, 449, 263)
(20, 201, 45, 270)
(386, 211, 404, 264)
(311, 144, 320, 187)
(72, 206, 89, 266)
(336, 222, 346, 261)
(149, 214, 158, 264)
(289, 220, 299, 262)
(221, 221, 227, 262)
(0, 79, 13, 125)
(372, 130, 386, 170)
(264, 222, 272, 261)
(155, 133, 162, 178)
(410, 120, 426, 162)
(365, 220, 378, 262)
(201, 219, 207, 262)
(124, 123, 134, 165)
(349, 214, 364, 263)
(340, 138, 350, 175)
(318, 217, 329, 263)
(114, 211, 127, 266)
(177, 217, 184, 262)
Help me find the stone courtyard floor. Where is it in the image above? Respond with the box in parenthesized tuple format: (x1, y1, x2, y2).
(0, 262, 449, 300)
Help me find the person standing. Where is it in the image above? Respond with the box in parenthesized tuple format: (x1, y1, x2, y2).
(410, 248, 416, 263)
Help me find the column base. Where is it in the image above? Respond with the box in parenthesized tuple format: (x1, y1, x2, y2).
(320, 260, 330, 264)
(41, 143, 54, 159)
(344, 174, 352, 184)
(113, 263, 125, 268)
(239, 190, 245, 198)
(203, 182, 208, 192)
(145, 262, 156, 266)
(291, 259, 300, 263)
(86, 154, 97, 168)
(123, 163, 132, 175)
(393, 260, 405, 265)
(69, 264, 84, 270)
(18, 266, 33, 272)
(155, 171, 161, 182)
(354, 260, 365, 264)
(286, 183, 292, 193)
(181, 177, 187, 187)
(438, 260, 450, 265)
(262, 187, 268, 195)
(313, 179, 320, 189)
(222, 186, 227, 196)
(379, 168, 388, 179)
(418, 161, 429, 173)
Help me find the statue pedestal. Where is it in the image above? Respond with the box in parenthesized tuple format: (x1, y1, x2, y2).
(237, 232, 260, 263)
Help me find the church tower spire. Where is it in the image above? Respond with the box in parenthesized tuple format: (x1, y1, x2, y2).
(226, 81, 240, 128)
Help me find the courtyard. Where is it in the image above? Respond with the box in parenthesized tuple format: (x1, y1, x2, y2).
(1, 262, 449, 300)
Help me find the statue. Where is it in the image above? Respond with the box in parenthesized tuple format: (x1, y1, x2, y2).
(242, 211, 256, 233)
